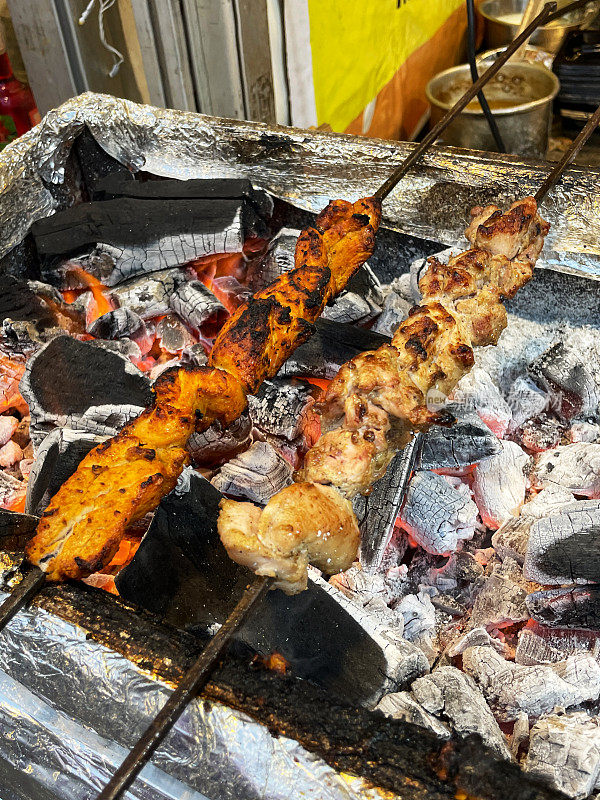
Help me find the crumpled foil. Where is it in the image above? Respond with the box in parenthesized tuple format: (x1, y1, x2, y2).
(0, 590, 395, 800)
(1, 92, 600, 280)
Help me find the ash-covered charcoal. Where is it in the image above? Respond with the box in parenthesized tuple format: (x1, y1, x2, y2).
(19, 336, 151, 448)
(527, 586, 600, 630)
(25, 427, 107, 516)
(211, 440, 292, 504)
(169, 280, 225, 331)
(375, 691, 451, 740)
(491, 516, 532, 565)
(247, 227, 298, 290)
(516, 622, 600, 667)
(397, 471, 478, 555)
(472, 441, 530, 530)
(371, 289, 411, 337)
(321, 291, 372, 325)
(278, 318, 390, 380)
(462, 645, 600, 721)
(248, 379, 315, 441)
(110, 268, 186, 319)
(420, 404, 501, 471)
(410, 666, 511, 760)
(516, 414, 564, 453)
(155, 315, 196, 354)
(507, 375, 549, 432)
(520, 485, 576, 518)
(33, 179, 273, 286)
(528, 340, 600, 421)
(88, 307, 148, 345)
(187, 413, 252, 467)
(0, 275, 62, 333)
(447, 627, 509, 658)
(524, 711, 600, 799)
(452, 367, 512, 437)
(524, 500, 600, 586)
(569, 420, 600, 443)
(468, 557, 529, 631)
(533, 443, 600, 497)
(395, 589, 437, 660)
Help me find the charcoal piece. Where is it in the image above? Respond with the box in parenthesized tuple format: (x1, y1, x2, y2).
(357, 443, 421, 572)
(524, 711, 600, 799)
(0, 472, 24, 508)
(516, 623, 600, 667)
(517, 414, 564, 453)
(155, 314, 195, 354)
(25, 428, 107, 516)
(420, 405, 501, 470)
(110, 268, 186, 318)
(491, 516, 532, 565)
(528, 341, 600, 420)
(569, 420, 600, 443)
(472, 440, 530, 530)
(371, 290, 411, 337)
(527, 586, 600, 630)
(168, 280, 225, 330)
(210, 441, 292, 504)
(533, 443, 600, 497)
(462, 645, 600, 721)
(116, 470, 426, 705)
(278, 318, 390, 379)
(322, 264, 384, 325)
(411, 667, 511, 760)
(524, 500, 600, 585)
(397, 471, 478, 555)
(376, 691, 451, 740)
(468, 557, 529, 631)
(247, 226, 298, 290)
(186, 413, 252, 467)
(88, 307, 147, 341)
(19, 336, 151, 447)
(0, 509, 38, 551)
(248, 378, 314, 442)
(453, 367, 512, 437)
(507, 375, 549, 432)
(0, 234, 41, 281)
(0, 275, 57, 330)
(73, 127, 132, 196)
(32, 182, 273, 286)
(321, 291, 372, 325)
(520, 484, 576, 518)
(395, 590, 436, 656)
(447, 628, 509, 658)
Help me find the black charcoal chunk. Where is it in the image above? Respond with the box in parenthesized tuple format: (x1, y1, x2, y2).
(88, 307, 147, 341)
(210, 441, 292, 504)
(248, 378, 314, 441)
(527, 586, 600, 630)
(187, 413, 252, 467)
(420, 404, 501, 470)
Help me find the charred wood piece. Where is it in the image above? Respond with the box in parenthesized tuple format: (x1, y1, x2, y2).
(88, 307, 147, 343)
(515, 622, 600, 667)
(527, 585, 600, 630)
(420, 404, 501, 470)
(398, 471, 478, 555)
(248, 378, 315, 442)
(187, 413, 252, 467)
(524, 500, 600, 585)
(169, 280, 225, 330)
(528, 341, 600, 421)
(506, 375, 549, 432)
(110, 268, 186, 319)
(468, 556, 529, 631)
(211, 441, 293, 504)
(472, 440, 530, 530)
(533, 443, 600, 497)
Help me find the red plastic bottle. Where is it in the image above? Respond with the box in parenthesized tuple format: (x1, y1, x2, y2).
(0, 30, 39, 149)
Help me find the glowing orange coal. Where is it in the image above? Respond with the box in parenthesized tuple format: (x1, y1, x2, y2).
(190, 239, 266, 315)
(0, 354, 27, 415)
(253, 651, 290, 675)
(68, 266, 114, 326)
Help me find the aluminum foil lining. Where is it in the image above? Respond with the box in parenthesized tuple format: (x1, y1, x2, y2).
(0, 590, 395, 800)
(1, 92, 600, 281)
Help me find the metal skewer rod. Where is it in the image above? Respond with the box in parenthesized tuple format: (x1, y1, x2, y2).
(97, 574, 273, 800)
(534, 102, 600, 204)
(373, 1, 557, 201)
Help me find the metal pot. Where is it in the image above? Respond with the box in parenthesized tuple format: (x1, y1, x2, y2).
(480, 0, 600, 54)
(426, 61, 560, 157)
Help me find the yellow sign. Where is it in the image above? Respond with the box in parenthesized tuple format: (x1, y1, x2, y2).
(307, 0, 465, 131)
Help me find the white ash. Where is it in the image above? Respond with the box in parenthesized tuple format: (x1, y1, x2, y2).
(491, 517, 532, 565)
(472, 440, 530, 530)
(396, 589, 436, 648)
(398, 470, 479, 555)
(507, 375, 549, 432)
(411, 666, 511, 760)
(462, 645, 600, 721)
(28, 403, 144, 451)
(329, 566, 405, 632)
(371, 290, 411, 337)
(88, 307, 147, 343)
(524, 500, 600, 586)
(533, 444, 600, 498)
(524, 711, 600, 799)
(387, 272, 414, 306)
(247, 379, 314, 442)
(520, 485, 576, 518)
(168, 280, 224, 330)
(376, 691, 451, 740)
(186, 413, 252, 466)
(321, 292, 372, 325)
(211, 441, 292, 505)
(310, 570, 429, 702)
(516, 625, 600, 667)
(468, 556, 529, 631)
(447, 627, 509, 658)
(452, 367, 512, 438)
(569, 421, 600, 443)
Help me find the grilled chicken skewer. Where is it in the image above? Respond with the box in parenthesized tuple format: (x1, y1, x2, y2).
(26, 198, 381, 581)
(218, 197, 550, 593)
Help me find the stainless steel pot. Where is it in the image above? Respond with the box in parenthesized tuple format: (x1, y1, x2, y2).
(426, 61, 560, 157)
(480, 0, 600, 54)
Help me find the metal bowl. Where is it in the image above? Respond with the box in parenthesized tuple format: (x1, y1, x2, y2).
(480, 0, 600, 54)
(426, 61, 560, 157)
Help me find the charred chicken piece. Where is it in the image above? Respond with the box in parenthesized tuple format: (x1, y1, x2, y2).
(219, 197, 550, 592)
(26, 197, 381, 582)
